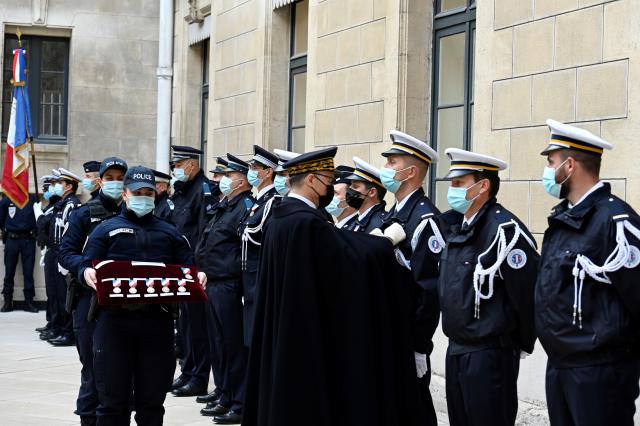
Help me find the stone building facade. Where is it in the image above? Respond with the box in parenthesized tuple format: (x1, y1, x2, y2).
(172, 0, 639, 422)
(0, 1, 160, 301)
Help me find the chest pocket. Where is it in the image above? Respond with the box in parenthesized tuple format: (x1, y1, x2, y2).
(107, 228, 138, 254)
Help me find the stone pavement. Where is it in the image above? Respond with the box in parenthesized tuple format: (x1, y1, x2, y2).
(0, 310, 450, 425)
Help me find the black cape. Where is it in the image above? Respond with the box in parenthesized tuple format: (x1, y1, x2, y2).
(243, 197, 424, 426)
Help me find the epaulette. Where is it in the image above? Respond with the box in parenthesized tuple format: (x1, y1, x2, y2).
(244, 197, 255, 210)
(421, 212, 434, 220)
(604, 196, 631, 222)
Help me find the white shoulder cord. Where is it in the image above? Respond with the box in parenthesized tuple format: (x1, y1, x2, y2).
(241, 197, 276, 270)
(571, 220, 640, 329)
(472, 220, 530, 319)
(411, 216, 445, 253)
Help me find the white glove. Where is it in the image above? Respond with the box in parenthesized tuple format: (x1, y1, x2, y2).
(58, 263, 69, 276)
(520, 351, 530, 360)
(83, 267, 97, 291)
(33, 201, 43, 220)
(198, 271, 207, 289)
(384, 222, 406, 246)
(39, 248, 47, 267)
(415, 352, 428, 378)
(369, 228, 384, 237)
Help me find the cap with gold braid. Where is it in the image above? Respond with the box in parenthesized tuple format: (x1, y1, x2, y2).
(541, 119, 612, 156)
(443, 148, 507, 179)
(282, 146, 337, 176)
(348, 156, 384, 188)
(382, 130, 439, 165)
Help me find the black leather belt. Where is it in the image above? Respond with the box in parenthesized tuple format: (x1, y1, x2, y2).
(7, 231, 35, 239)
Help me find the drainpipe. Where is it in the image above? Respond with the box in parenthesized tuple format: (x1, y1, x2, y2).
(155, 0, 173, 173)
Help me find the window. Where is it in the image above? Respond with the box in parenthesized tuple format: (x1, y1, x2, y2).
(201, 39, 209, 170)
(430, 0, 475, 208)
(288, 0, 308, 153)
(2, 35, 70, 143)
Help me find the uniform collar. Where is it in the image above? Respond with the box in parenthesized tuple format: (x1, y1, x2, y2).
(568, 181, 604, 209)
(358, 203, 378, 221)
(288, 193, 316, 209)
(395, 189, 419, 212)
(222, 190, 252, 209)
(335, 212, 357, 229)
(549, 182, 612, 229)
(388, 187, 425, 223)
(257, 184, 276, 201)
(175, 169, 204, 193)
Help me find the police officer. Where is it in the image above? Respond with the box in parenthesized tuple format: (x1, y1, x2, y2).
(379, 130, 442, 425)
(81, 161, 102, 200)
(152, 169, 172, 221)
(344, 157, 387, 233)
(437, 149, 539, 426)
(272, 149, 300, 197)
(240, 146, 278, 346)
(195, 154, 254, 424)
(325, 165, 358, 228)
(169, 145, 211, 396)
(48, 168, 82, 347)
(59, 157, 127, 425)
(36, 172, 63, 339)
(536, 120, 640, 426)
(0, 192, 38, 312)
(81, 165, 206, 425)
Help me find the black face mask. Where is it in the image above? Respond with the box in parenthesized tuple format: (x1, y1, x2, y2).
(346, 187, 366, 209)
(318, 184, 334, 209)
(209, 180, 221, 197)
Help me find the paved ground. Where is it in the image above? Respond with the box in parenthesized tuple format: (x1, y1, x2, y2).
(0, 311, 216, 426)
(0, 310, 450, 425)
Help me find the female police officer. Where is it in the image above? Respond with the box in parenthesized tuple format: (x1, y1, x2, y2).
(80, 165, 206, 426)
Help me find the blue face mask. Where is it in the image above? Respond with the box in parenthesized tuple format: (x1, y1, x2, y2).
(53, 183, 65, 197)
(127, 195, 155, 217)
(247, 169, 263, 188)
(82, 178, 96, 192)
(102, 181, 124, 200)
(325, 195, 345, 217)
(542, 160, 570, 199)
(219, 176, 237, 196)
(43, 191, 52, 201)
(274, 175, 289, 196)
(380, 166, 410, 194)
(447, 180, 483, 214)
(173, 167, 188, 182)
(47, 185, 56, 197)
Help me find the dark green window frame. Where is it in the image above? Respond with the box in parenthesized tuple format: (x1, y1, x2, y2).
(2, 34, 70, 144)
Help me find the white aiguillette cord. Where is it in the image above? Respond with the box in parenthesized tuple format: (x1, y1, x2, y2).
(571, 220, 640, 329)
(241, 197, 276, 270)
(472, 220, 534, 319)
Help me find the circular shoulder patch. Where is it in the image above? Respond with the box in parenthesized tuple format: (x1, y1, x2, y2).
(428, 235, 443, 254)
(625, 245, 640, 269)
(507, 249, 527, 269)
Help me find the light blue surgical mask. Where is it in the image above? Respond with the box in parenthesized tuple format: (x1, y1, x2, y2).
(102, 181, 124, 200)
(274, 175, 289, 196)
(447, 180, 483, 214)
(325, 195, 345, 217)
(82, 178, 96, 192)
(542, 159, 571, 199)
(53, 183, 64, 197)
(219, 176, 238, 196)
(127, 196, 155, 217)
(247, 169, 263, 188)
(47, 185, 56, 197)
(380, 166, 411, 194)
(43, 191, 52, 201)
(173, 167, 188, 182)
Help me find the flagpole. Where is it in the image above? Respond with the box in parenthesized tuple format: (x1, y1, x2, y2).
(16, 28, 39, 199)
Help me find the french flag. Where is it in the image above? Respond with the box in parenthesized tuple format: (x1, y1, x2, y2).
(1, 47, 32, 208)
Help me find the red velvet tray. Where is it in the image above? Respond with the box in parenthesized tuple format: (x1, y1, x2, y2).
(92, 260, 207, 305)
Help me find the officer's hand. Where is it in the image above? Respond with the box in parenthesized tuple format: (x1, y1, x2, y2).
(520, 350, 531, 360)
(384, 222, 406, 246)
(197, 272, 207, 288)
(83, 268, 98, 291)
(414, 352, 428, 379)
